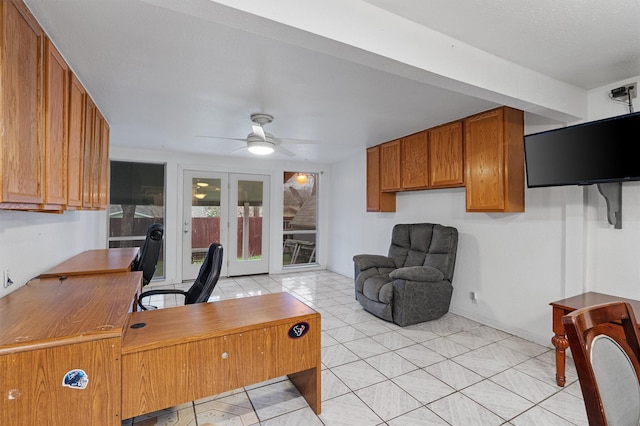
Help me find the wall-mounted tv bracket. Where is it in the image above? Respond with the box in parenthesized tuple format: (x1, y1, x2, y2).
(597, 182, 622, 229)
(610, 83, 636, 114)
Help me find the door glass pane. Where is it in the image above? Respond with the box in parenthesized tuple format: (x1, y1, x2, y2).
(108, 161, 166, 279)
(191, 178, 221, 265)
(283, 172, 317, 266)
(237, 180, 263, 262)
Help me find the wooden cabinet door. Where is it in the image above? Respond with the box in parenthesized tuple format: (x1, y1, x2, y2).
(43, 38, 69, 209)
(67, 74, 86, 208)
(98, 118, 110, 208)
(465, 108, 505, 211)
(464, 107, 524, 212)
(401, 131, 429, 190)
(429, 120, 464, 188)
(91, 111, 103, 208)
(380, 139, 402, 192)
(82, 96, 96, 208)
(366, 146, 395, 212)
(0, 0, 44, 206)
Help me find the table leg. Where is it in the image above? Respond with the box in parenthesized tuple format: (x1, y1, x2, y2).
(551, 307, 570, 386)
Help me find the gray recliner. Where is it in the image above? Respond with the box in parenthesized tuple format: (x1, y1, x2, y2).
(353, 223, 458, 326)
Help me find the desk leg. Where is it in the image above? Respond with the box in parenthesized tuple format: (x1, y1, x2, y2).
(551, 306, 570, 387)
(289, 367, 321, 414)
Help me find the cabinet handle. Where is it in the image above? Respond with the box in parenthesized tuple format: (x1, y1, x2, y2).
(221, 352, 228, 359)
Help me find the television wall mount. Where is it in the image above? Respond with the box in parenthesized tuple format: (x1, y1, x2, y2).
(609, 82, 636, 114)
(597, 182, 622, 229)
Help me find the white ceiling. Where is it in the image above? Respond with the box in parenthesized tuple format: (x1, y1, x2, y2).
(25, 0, 640, 164)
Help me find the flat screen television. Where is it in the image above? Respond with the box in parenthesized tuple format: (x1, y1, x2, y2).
(524, 111, 640, 188)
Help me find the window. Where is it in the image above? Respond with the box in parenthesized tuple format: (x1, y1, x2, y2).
(283, 172, 317, 266)
(109, 161, 166, 279)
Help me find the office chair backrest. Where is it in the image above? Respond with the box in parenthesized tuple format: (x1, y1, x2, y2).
(184, 243, 224, 305)
(563, 301, 640, 426)
(134, 223, 164, 285)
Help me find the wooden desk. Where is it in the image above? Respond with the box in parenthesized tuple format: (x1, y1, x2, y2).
(40, 247, 140, 277)
(550, 291, 640, 386)
(0, 272, 142, 426)
(121, 292, 321, 418)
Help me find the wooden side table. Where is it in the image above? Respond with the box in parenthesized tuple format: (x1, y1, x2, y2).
(550, 291, 640, 386)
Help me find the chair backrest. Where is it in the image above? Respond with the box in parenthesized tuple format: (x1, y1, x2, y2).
(133, 223, 164, 285)
(562, 301, 640, 426)
(388, 223, 458, 280)
(184, 243, 224, 305)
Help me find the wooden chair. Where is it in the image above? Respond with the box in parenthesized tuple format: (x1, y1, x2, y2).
(562, 301, 640, 425)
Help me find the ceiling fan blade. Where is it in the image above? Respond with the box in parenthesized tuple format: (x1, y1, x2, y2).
(275, 144, 295, 157)
(252, 125, 266, 141)
(196, 136, 246, 142)
(230, 145, 249, 154)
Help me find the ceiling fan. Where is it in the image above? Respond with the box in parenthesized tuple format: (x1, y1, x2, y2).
(198, 113, 317, 157)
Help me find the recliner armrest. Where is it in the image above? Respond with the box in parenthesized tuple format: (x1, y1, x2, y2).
(389, 266, 444, 282)
(353, 254, 396, 271)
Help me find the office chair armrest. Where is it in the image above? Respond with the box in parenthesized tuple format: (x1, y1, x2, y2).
(138, 288, 188, 310)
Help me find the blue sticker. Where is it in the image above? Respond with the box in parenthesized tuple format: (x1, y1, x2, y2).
(288, 322, 309, 339)
(62, 369, 89, 390)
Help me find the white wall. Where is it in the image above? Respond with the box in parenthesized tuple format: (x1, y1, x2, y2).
(0, 209, 106, 298)
(327, 76, 640, 347)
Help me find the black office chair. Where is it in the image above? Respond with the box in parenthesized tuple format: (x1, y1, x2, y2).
(132, 223, 164, 286)
(137, 243, 223, 311)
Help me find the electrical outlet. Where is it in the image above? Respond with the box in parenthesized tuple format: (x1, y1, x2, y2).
(470, 291, 478, 304)
(3, 269, 10, 288)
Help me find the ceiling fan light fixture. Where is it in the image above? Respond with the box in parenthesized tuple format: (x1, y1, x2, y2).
(247, 140, 275, 155)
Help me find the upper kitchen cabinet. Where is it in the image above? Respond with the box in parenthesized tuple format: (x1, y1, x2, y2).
(0, 0, 45, 208)
(42, 37, 69, 210)
(401, 131, 429, 190)
(464, 106, 524, 212)
(67, 73, 86, 209)
(380, 139, 402, 192)
(429, 120, 464, 188)
(366, 146, 396, 212)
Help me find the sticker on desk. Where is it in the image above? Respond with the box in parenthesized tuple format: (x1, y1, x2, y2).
(288, 322, 309, 339)
(62, 369, 89, 390)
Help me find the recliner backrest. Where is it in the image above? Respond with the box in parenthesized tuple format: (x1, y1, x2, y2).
(134, 223, 164, 285)
(388, 223, 458, 280)
(184, 243, 224, 305)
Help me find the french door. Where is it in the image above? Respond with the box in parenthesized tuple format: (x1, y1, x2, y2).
(182, 170, 269, 280)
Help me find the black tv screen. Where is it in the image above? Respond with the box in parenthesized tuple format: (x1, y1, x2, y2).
(524, 111, 640, 188)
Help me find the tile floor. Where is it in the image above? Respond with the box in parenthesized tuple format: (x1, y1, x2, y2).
(122, 270, 587, 426)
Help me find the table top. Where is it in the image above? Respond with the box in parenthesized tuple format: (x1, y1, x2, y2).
(550, 291, 640, 314)
(40, 247, 140, 277)
(122, 292, 320, 354)
(0, 271, 142, 355)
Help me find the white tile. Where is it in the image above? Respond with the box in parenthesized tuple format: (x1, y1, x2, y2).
(387, 407, 450, 425)
(490, 368, 558, 403)
(318, 393, 383, 426)
(246, 380, 309, 421)
(421, 336, 471, 358)
(498, 335, 550, 357)
(392, 369, 455, 404)
(259, 407, 323, 426)
(395, 344, 446, 367)
(365, 351, 419, 378)
(461, 379, 534, 420)
(428, 392, 504, 425)
(194, 391, 259, 425)
(321, 344, 359, 368)
(510, 406, 575, 425)
(330, 360, 387, 390)
(424, 359, 483, 390)
(326, 325, 367, 343)
(321, 369, 351, 401)
(342, 337, 390, 358)
(355, 380, 422, 420)
(453, 343, 529, 377)
(539, 389, 589, 425)
(371, 331, 416, 350)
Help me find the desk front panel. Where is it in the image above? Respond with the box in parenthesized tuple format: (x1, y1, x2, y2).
(0, 337, 121, 426)
(121, 295, 321, 418)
